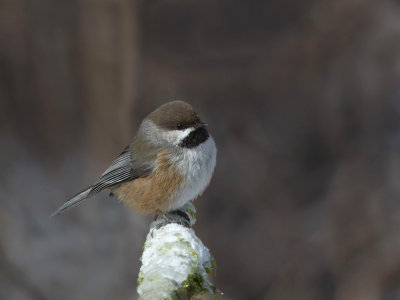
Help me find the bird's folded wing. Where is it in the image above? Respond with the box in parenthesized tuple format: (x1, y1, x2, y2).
(88, 146, 134, 195)
(89, 145, 154, 196)
(52, 146, 154, 216)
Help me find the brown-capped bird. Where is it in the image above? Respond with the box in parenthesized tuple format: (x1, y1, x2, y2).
(52, 100, 217, 216)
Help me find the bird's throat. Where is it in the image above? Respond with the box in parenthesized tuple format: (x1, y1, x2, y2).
(179, 127, 209, 148)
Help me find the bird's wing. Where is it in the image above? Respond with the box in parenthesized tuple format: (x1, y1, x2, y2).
(101, 145, 132, 177)
(88, 146, 135, 196)
(51, 146, 154, 217)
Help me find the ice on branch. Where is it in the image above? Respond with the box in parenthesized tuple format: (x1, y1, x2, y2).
(137, 203, 220, 300)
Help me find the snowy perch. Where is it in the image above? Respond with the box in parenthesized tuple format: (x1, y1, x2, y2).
(137, 203, 220, 300)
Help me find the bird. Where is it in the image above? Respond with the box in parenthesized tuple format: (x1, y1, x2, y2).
(51, 100, 217, 217)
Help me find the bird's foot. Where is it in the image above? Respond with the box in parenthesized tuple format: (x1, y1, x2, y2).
(154, 210, 191, 230)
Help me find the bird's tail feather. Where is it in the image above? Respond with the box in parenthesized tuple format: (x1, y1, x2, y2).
(51, 186, 93, 217)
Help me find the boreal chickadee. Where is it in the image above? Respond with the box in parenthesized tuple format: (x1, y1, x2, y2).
(52, 100, 217, 216)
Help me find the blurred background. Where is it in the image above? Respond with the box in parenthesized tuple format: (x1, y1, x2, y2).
(1, 0, 400, 299)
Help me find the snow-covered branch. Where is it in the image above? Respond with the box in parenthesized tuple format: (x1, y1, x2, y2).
(137, 203, 220, 300)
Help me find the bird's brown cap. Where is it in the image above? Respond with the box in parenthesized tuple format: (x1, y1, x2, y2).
(147, 100, 200, 130)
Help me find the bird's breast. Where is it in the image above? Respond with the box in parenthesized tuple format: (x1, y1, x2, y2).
(113, 149, 183, 214)
(114, 137, 216, 214)
(169, 136, 217, 210)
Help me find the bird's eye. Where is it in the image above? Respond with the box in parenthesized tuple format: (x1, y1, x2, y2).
(176, 123, 187, 130)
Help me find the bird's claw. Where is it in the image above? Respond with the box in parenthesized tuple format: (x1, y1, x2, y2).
(153, 210, 191, 232)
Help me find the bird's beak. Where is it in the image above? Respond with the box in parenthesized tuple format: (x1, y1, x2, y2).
(196, 122, 208, 128)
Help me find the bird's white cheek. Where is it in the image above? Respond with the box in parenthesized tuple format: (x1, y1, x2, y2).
(159, 128, 193, 146)
(139, 120, 193, 147)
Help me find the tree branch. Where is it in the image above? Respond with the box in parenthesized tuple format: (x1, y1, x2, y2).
(137, 203, 220, 300)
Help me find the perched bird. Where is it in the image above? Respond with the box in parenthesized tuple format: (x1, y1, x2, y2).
(52, 100, 217, 217)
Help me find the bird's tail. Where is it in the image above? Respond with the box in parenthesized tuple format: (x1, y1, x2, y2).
(51, 186, 93, 217)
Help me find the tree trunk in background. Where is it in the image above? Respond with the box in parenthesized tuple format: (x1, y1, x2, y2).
(79, 0, 139, 167)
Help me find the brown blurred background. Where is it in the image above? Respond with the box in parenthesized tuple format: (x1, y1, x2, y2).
(1, 0, 400, 299)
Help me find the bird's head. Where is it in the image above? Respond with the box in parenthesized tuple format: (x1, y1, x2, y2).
(140, 100, 210, 149)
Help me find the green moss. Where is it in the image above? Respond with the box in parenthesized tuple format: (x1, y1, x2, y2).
(173, 273, 205, 299)
(156, 241, 175, 254)
(174, 233, 183, 239)
(142, 240, 152, 250)
(172, 272, 223, 299)
(137, 277, 143, 285)
(210, 256, 217, 272)
(179, 240, 198, 260)
(156, 237, 198, 261)
(186, 209, 196, 220)
(203, 255, 217, 275)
